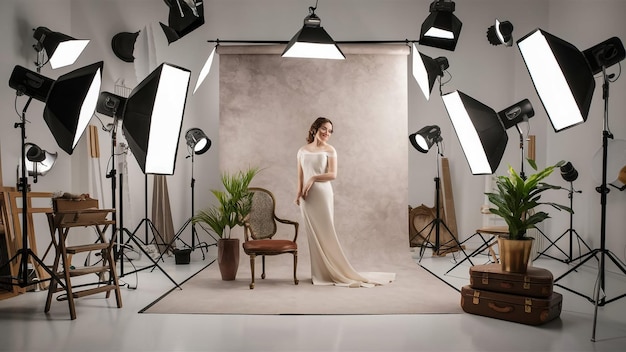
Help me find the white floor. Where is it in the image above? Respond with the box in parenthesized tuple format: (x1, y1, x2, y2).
(1, 243, 626, 352)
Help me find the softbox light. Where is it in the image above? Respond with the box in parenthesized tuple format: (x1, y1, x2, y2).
(9, 61, 104, 155)
(282, 6, 345, 60)
(121, 62, 191, 175)
(419, 0, 462, 51)
(412, 44, 449, 100)
(33, 26, 90, 69)
(442, 90, 508, 175)
(517, 29, 624, 132)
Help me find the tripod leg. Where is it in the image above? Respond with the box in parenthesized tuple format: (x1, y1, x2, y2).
(591, 262, 601, 342)
(534, 229, 569, 262)
(598, 251, 626, 305)
(568, 230, 597, 263)
(151, 219, 191, 267)
(125, 234, 182, 290)
(416, 219, 436, 264)
(445, 233, 495, 275)
(553, 249, 600, 303)
(438, 220, 475, 267)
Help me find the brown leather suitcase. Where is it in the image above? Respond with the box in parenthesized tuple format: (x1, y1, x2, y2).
(460, 285, 562, 325)
(469, 263, 553, 298)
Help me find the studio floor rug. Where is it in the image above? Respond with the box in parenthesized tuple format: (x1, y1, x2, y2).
(141, 260, 463, 315)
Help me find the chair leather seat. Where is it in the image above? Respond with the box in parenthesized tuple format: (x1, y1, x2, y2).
(243, 239, 297, 252)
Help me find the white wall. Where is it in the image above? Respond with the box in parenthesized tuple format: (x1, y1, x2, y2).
(1, 0, 625, 269)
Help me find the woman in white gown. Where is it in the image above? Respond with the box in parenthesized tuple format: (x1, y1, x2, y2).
(295, 117, 395, 288)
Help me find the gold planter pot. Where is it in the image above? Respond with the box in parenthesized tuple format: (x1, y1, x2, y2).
(497, 237, 534, 273)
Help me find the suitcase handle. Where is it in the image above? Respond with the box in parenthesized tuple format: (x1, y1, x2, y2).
(488, 302, 514, 313)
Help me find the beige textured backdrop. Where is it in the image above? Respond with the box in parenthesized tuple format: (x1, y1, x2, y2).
(219, 45, 409, 272)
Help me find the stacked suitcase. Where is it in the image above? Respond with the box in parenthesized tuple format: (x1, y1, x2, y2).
(460, 263, 562, 325)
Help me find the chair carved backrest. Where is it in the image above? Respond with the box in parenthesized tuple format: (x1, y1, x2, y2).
(245, 188, 278, 240)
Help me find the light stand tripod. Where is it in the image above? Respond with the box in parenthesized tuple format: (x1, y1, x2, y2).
(0, 97, 63, 290)
(553, 68, 626, 341)
(534, 181, 593, 263)
(106, 119, 180, 289)
(414, 143, 472, 264)
(160, 150, 216, 262)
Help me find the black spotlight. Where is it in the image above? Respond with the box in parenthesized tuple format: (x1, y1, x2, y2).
(560, 161, 579, 182)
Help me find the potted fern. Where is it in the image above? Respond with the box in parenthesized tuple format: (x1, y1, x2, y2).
(485, 160, 572, 273)
(193, 166, 260, 280)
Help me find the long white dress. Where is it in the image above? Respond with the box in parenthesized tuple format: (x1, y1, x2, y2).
(298, 148, 396, 287)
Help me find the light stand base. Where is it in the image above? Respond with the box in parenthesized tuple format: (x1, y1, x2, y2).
(534, 228, 594, 263)
(0, 249, 63, 290)
(156, 219, 217, 263)
(554, 248, 626, 306)
(116, 223, 182, 290)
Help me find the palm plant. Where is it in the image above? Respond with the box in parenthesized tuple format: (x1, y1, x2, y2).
(485, 159, 572, 240)
(192, 166, 260, 239)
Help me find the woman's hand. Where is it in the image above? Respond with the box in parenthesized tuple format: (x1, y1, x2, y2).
(302, 178, 315, 200)
(294, 190, 305, 205)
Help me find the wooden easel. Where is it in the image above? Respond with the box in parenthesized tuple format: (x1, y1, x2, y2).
(0, 143, 20, 299)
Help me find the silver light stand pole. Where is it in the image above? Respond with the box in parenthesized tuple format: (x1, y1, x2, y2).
(546, 67, 626, 341)
(590, 67, 626, 341)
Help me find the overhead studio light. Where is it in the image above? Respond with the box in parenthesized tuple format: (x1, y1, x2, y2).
(9, 62, 104, 154)
(411, 44, 449, 100)
(161, 0, 205, 44)
(97, 62, 191, 175)
(282, 3, 345, 60)
(185, 128, 211, 155)
(517, 29, 625, 132)
(409, 125, 442, 153)
(419, 0, 462, 51)
(487, 19, 514, 47)
(33, 26, 89, 69)
(441, 90, 509, 175)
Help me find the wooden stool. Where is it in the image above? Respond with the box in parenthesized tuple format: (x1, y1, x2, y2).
(45, 209, 122, 320)
(446, 226, 507, 275)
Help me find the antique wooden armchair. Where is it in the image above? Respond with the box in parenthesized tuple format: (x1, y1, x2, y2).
(242, 187, 298, 289)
